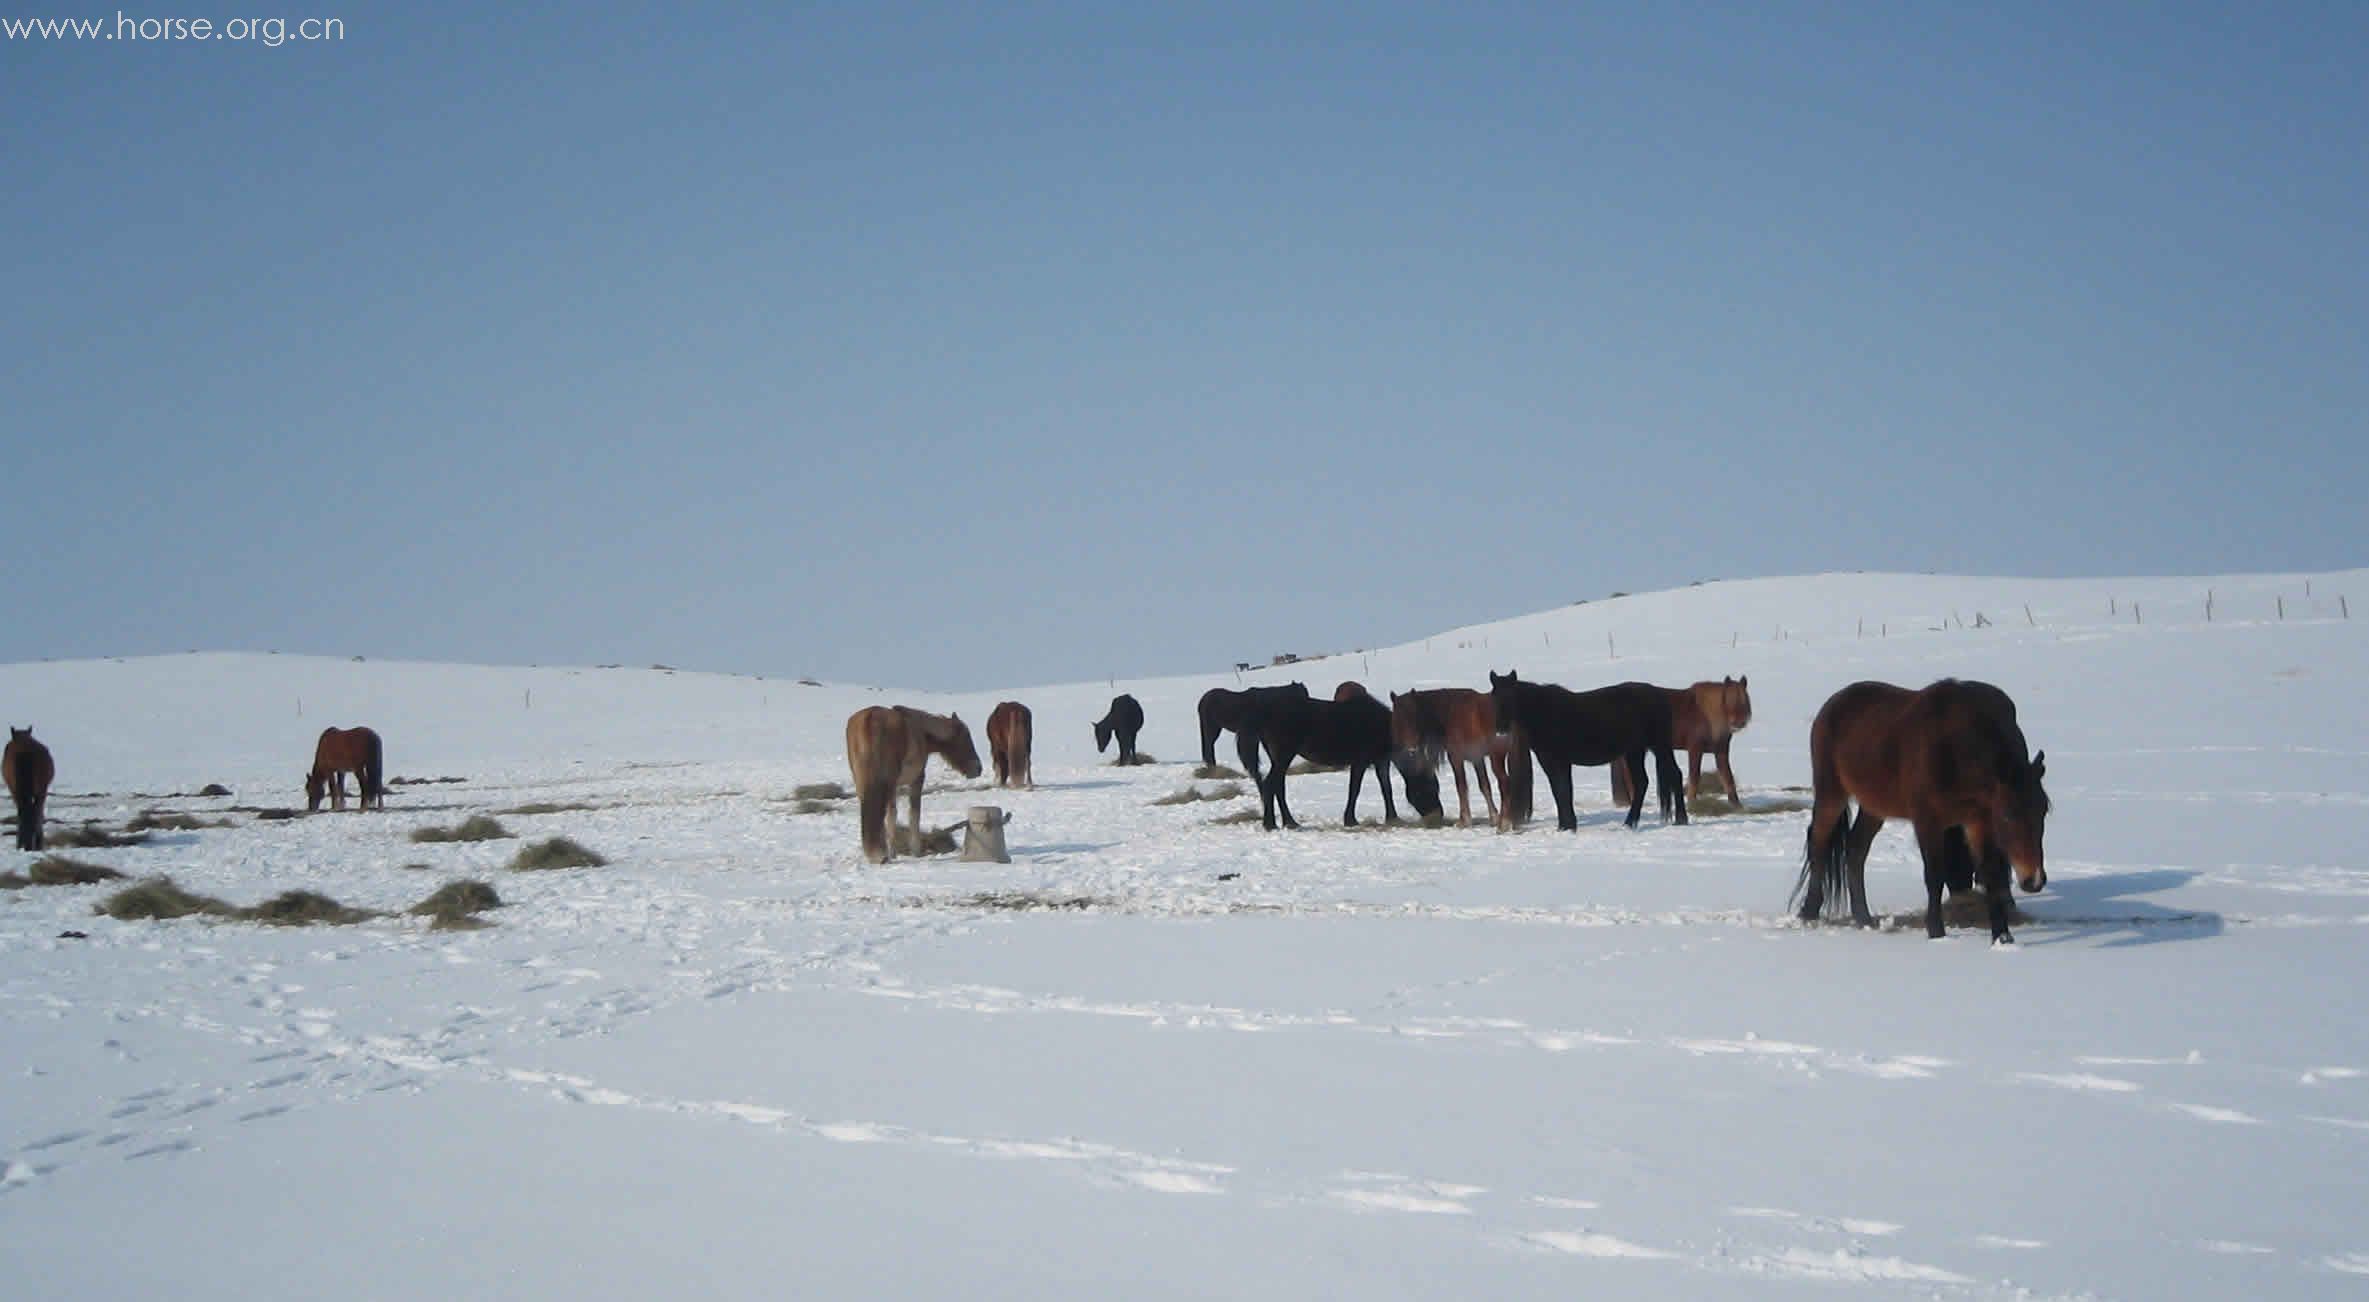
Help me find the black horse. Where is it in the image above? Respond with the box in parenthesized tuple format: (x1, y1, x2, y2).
(1236, 689, 1438, 830)
(1094, 694, 1146, 765)
(1198, 684, 1309, 780)
(1487, 671, 1686, 830)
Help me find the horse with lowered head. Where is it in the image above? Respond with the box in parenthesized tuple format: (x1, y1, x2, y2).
(1198, 684, 1308, 782)
(1611, 676, 1753, 810)
(846, 706, 983, 864)
(1235, 687, 1437, 831)
(306, 726, 385, 812)
(1488, 671, 1686, 830)
(1390, 689, 1533, 830)
(1794, 679, 2049, 943)
(5, 727, 55, 851)
(1094, 694, 1146, 765)
(986, 701, 1034, 790)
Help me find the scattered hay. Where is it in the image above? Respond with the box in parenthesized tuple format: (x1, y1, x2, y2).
(1884, 890, 2031, 932)
(389, 775, 467, 786)
(508, 836, 606, 871)
(788, 799, 836, 816)
(1152, 782, 1245, 806)
(792, 781, 850, 802)
(1287, 760, 1343, 776)
(1685, 792, 1815, 819)
(940, 891, 1108, 912)
(1208, 808, 1264, 826)
(497, 801, 599, 816)
(399, 861, 433, 871)
(196, 783, 233, 797)
(248, 807, 302, 821)
(410, 815, 514, 844)
(46, 823, 151, 849)
(97, 876, 235, 921)
(1108, 752, 1159, 767)
(895, 822, 962, 857)
(1191, 764, 1246, 781)
(246, 890, 380, 927)
(125, 809, 233, 833)
(30, 856, 127, 886)
(409, 879, 502, 930)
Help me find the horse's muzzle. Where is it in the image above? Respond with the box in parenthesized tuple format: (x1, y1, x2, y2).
(2017, 868, 2047, 893)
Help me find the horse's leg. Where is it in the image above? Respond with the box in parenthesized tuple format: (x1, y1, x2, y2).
(1686, 746, 1705, 800)
(1471, 756, 1497, 827)
(1622, 751, 1648, 828)
(1547, 763, 1577, 831)
(1658, 744, 1687, 826)
(1716, 739, 1742, 809)
(1487, 751, 1511, 831)
(332, 772, 348, 812)
(1799, 797, 1845, 920)
(1272, 745, 1301, 829)
(1912, 817, 1949, 939)
(1343, 761, 1365, 827)
(1451, 756, 1474, 827)
(1378, 758, 1398, 824)
(906, 780, 925, 856)
(1979, 839, 2016, 944)
(1236, 729, 1267, 797)
(1609, 761, 1631, 809)
(1844, 811, 1884, 927)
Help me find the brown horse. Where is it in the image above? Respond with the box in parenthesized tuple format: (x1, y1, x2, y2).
(1389, 689, 1533, 829)
(1332, 681, 1370, 702)
(846, 706, 983, 863)
(5, 727, 55, 851)
(986, 701, 1033, 790)
(1794, 679, 2050, 943)
(305, 726, 384, 812)
(1611, 677, 1753, 809)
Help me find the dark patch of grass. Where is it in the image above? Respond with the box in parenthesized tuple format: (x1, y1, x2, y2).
(196, 783, 233, 797)
(97, 876, 235, 921)
(894, 822, 963, 857)
(248, 807, 302, 821)
(46, 823, 151, 849)
(246, 891, 380, 927)
(788, 798, 836, 816)
(1108, 752, 1159, 767)
(125, 809, 234, 833)
(1191, 764, 1246, 781)
(1287, 760, 1343, 776)
(941, 891, 1110, 912)
(1207, 808, 1264, 826)
(409, 815, 514, 844)
(508, 836, 606, 871)
(399, 861, 433, 871)
(389, 775, 467, 786)
(792, 781, 850, 802)
(409, 879, 502, 930)
(1151, 782, 1245, 806)
(30, 855, 128, 886)
(497, 801, 599, 816)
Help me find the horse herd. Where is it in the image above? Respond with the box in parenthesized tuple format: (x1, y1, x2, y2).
(837, 670, 2051, 943)
(1, 670, 2051, 943)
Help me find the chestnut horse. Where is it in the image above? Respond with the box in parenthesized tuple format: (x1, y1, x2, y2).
(1235, 689, 1436, 830)
(1488, 672, 1685, 830)
(1388, 689, 1534, 829)
(5, 727, 55, 851)
(1793, 679, 2049, 943)
(1199, 684, 1308, 781)
(1611, 677, 1753, 809)
(986, 701, 1034, 790)
(1094, 694, 1145, 765)
(846, 706, 983, 864)
(305, 726, 384, 812)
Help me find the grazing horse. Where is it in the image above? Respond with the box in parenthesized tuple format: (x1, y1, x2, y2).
(986, 701, 1034, 790)
(1611, 677, 1753, 809)
(305, 726, 384, 812)
(845, 706, 983, 864)
(1389, 689, 1534, 829)
(1794, 679, 2050, 943)
(1094, 694, 1146, 765)
(1198, 684, 1308, 780)
(1488, 672, 1685, 830)
(1236, 689, 1437, 831)
(5, 727, 55, 851)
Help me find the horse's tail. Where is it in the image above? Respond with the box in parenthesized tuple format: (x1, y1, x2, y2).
(1793, 803, 1851, 917)
(856, 777, 891, 862)
(1199, 704, 1221, 769)
(362, 732, 385, 808)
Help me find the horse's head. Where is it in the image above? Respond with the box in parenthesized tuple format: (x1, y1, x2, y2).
(1333, 681, 1368, 703)
(1487, 671, 1521, 732)
(1722, 676, 1753, 731)
(1395, 752, 1445, 822)
(1992, 750, 2050, 892)
(1092, 715, 1114, 753)
(304, 771, 326, 812)
(8, 726, 28, 742)
(940, 712, 984, 780)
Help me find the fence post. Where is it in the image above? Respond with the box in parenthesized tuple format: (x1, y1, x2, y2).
(2135, 602, 2142, 625)
(2278, 596, 2284, 621)
(1607, 633, 1616, 660)
(2025, 603, 2035, 626)
(2207, 589, 2214, 622)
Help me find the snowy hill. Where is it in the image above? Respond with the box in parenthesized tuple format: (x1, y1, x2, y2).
(4, 570, 2367, 1298)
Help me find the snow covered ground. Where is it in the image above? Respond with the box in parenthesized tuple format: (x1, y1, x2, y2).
(4, 570, 2366, 1299)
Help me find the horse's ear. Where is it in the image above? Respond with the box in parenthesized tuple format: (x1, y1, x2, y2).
(2031, 750, 2045, 778)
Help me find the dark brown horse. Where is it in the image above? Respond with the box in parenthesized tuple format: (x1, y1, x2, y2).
(1094, 694, 1146, 765)
(1332, 681, 1370, 702)
(5, 727, 55, 851)
(305, 726, 384, 812)
(986, 701, 1034, 790)
(1611, 677, 1753, 809)
(1389, 689, 1533, 829)
(1235, 688, 1436, 830)
(846, 706, 983, 863)
(1199, 684, 1308, 781)
(1793, 679, 2049, 943)
(1488, 672, 1685, 830)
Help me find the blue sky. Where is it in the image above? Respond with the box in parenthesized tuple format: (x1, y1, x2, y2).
(4, 2, 2362, 689)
